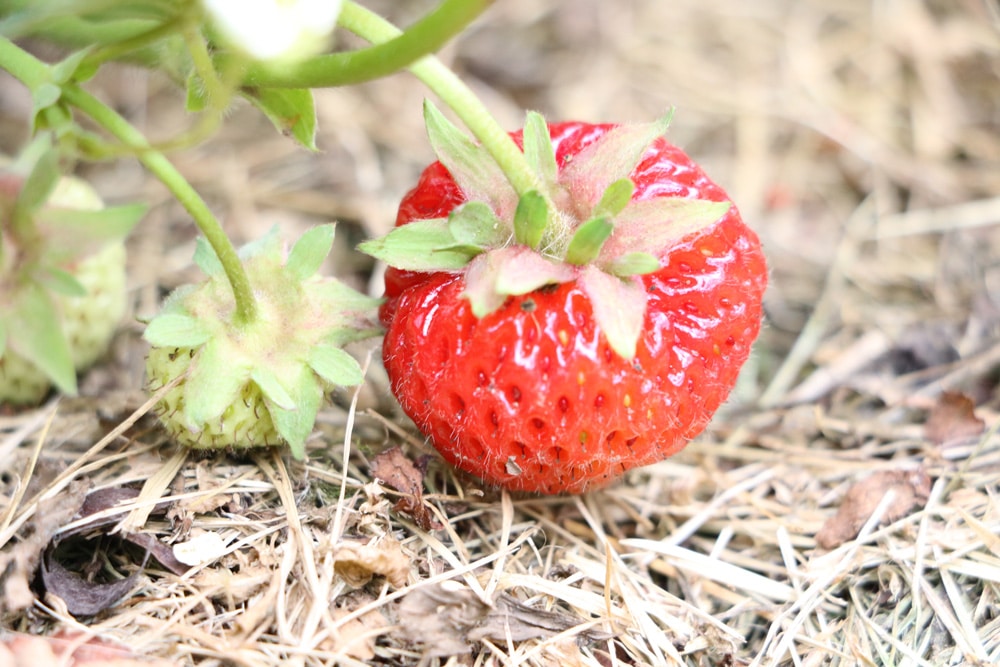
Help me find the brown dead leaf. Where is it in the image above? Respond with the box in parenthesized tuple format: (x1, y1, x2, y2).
(370, 446, 442, 531)
(333, 537, 410, 589)
(41, 547, 141, 617)
(397, 581, 490, 657)
(816, 469, 932, 549)
(924, 391, 986, 446)
(330, 604, 389, 661)
(0, 480, 88, 613)
(0, 631, 178, 666)
(470, 593, 614, 644)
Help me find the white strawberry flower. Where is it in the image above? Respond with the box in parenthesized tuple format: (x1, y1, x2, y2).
(202, 0, 342, 61)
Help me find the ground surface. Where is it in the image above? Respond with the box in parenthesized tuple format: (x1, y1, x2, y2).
(2, 1, 1000, 665)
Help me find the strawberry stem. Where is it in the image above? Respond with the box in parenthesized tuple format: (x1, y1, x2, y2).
(337, 1, 541, 199)
(0, 37, 259, 327)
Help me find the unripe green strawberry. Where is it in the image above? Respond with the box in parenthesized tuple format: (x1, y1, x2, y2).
(143, 225, 381, 458)
(1, 140, 143, 405)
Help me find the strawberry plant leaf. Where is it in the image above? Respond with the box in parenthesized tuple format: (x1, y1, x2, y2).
(32, 83, 62, 114)
(607, 252, 661, 277)
(193, 237, 225, 277)
(35, 266, 86, 297)
(143, 313, 213, 347)
(185, 338, 251, 426)
(251, 366, 296, 410)
(579, 266, 647, 360)
(8, 282, 76, 394)
(600, 198, 730, 261)
(593, 178, 635, 219)
(36, 203, 146, 258)
(269, 367, 322, 460)
(565, 217, 614, 266)
(512, 190, 548, 249)
(492, 246, 575, 295)
(308, 344, 364, 387)
(244, 87, 318, 152)
(287, 223, 335, 281)
(424, 100, 514, 216)
(449, 202, 507, 247)
(358, 218, 478, 271)
(522, 111, 558, 187)
(560, 113, 672, 209)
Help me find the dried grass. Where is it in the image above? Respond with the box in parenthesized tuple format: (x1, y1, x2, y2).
(2, 0, 1000, 665)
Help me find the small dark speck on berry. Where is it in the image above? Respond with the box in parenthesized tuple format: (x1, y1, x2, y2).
(521, 298, 536, 312)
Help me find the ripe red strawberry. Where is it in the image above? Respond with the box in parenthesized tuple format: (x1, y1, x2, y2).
(362, 108, 767, 494)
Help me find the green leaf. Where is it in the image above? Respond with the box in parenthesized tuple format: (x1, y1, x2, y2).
(448, 202, 507, 247)
(184, 338, 252, 426)
(35, 266, 86, 297)
(287, 223, 334, 280)
(423, 100, 514, 214)
(308, 344, 363, 387)
(560, 112, 673, 209)
(238, 225, 282, 261)
(244, 87, 317, 151)
(251, 366, 296, 410)
(512, 190, 548, 249)
(269, 367, 322, 460)
(7, 283, 76, 394)
(565, 217, 614, 266)
(607, 252, 661, 277)
(522, 111, 558, 187)
(593, 178, 635, 219)
(579, 266, 647, 360)
(357, 218, 478, 271)
(144, 313, 213, 347)
(193, 237, 224, 276)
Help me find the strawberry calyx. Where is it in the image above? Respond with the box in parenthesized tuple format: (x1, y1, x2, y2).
(360, 105, 732, 359)
(143, 224, 381, 458)
(1, 135, 144, 397)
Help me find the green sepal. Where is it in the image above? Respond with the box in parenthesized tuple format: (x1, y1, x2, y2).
(423, 100, 512, 213)
(287, 223, 335, 281)
(14, 137, 59, 217)
(579, 266, 647, 360)
(251, 366, 296, 411)
(603, 198, 731, 260)
(513, 190, 548, 249)
(565, 217, 614, 266)
(238, 225, 282, 261)
(522, 111, 558, 188)
(244, 87, 318, 152)
(35, 266, 87, 297)
(193, 236, 225, 277)
(269, 367, 322, 460)
(32, 84, 62, 115)
(50, 48, 93, 85)
(607, 252, 661, 277)
(143, 313, 213, 348)
(185, 71, 208, 113)
(593, 178, 635, 219)
(448, 202, 507, 247)
(462, 248, 575, 318)
(358, 218, 479, 271)
(36, 203, 146, 257)
(8, 282, 76, 395)
(308, 344, 364, 387)
(184, 338, 250, 427)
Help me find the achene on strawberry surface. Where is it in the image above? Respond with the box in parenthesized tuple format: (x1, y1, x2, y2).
(363, 109, 767, 495)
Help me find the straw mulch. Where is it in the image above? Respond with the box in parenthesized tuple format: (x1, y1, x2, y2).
(2, 1, 999, 665)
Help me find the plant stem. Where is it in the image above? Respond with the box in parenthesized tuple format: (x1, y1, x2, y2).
(239, 0, 492, 89)
(0, 37, 257, 326)
(63, 85, 257, 325)
(338, 1, 539, 198)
